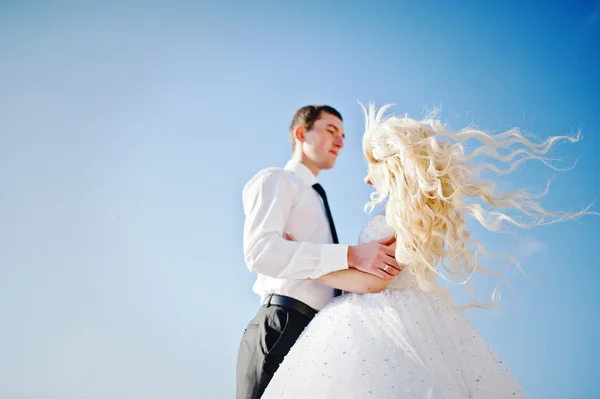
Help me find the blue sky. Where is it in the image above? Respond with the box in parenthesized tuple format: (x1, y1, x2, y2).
(0, 1, 598, 398)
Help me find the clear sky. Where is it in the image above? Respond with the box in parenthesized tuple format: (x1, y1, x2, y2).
(1, 1, 599, 398)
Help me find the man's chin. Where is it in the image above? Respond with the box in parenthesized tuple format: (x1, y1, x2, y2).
(321, 161, 336, 170)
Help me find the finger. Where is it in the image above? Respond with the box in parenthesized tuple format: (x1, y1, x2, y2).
(379, 256, 402, 273)
(382, 266, 396, 278)
(379, 271, 393, 280)
(377, 235, 397, 246)
(378, 246, 401, 266)
(381, 263, 400, 276)
(382, 261, 401, 276)
(372, 268, 393, 280)
(381, 244, 397, 258)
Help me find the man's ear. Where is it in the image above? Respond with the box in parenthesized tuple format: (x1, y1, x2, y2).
(294, 125, 306, 143)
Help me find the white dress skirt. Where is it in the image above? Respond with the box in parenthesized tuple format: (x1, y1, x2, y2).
(261, 214, 525, 399)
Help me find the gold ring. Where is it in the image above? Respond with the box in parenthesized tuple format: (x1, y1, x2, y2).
(383, 265, 389, 272)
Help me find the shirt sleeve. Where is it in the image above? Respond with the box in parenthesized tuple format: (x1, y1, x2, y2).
(242, 168, 349, 280)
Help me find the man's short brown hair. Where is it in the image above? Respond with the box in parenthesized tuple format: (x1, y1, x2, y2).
(289, 105, 343, 150)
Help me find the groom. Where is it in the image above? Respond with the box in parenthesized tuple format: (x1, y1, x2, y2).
(236, 104, 402, 399)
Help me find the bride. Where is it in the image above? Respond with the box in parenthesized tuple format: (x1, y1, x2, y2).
(261, 103, 594, 398)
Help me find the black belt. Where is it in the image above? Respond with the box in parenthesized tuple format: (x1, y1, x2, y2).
(265, 294, 318, 320)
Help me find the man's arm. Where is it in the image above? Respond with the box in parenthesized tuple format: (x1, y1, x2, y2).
(315, 234, 400, 293)
(242, 168, 349, 280)
(279, 232, 404, 293)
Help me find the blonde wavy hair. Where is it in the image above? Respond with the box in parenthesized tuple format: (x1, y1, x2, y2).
(361, 103, 596, 309)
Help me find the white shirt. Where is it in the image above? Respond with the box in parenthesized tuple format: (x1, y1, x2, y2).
(242, 159, 349, 310)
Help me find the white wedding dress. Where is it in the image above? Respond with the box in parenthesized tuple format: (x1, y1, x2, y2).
(262, 214, 525, 399)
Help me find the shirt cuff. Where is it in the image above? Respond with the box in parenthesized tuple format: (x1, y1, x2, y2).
(319, 243, 349, 275)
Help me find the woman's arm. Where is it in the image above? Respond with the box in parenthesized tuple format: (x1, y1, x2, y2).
(315, 268, 393, 294)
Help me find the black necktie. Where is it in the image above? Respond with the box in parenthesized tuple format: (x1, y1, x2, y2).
(312, 183, 342, 297)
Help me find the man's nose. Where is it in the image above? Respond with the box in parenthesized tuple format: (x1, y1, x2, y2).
(334, 136, 344, 148)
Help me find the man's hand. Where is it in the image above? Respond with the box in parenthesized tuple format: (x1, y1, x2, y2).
(347, 236, 404, 280)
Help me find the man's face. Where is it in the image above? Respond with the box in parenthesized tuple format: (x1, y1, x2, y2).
(301, 112, 345, 171)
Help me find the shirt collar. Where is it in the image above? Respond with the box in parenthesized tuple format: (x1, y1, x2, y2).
(284, 159, 318, 187)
